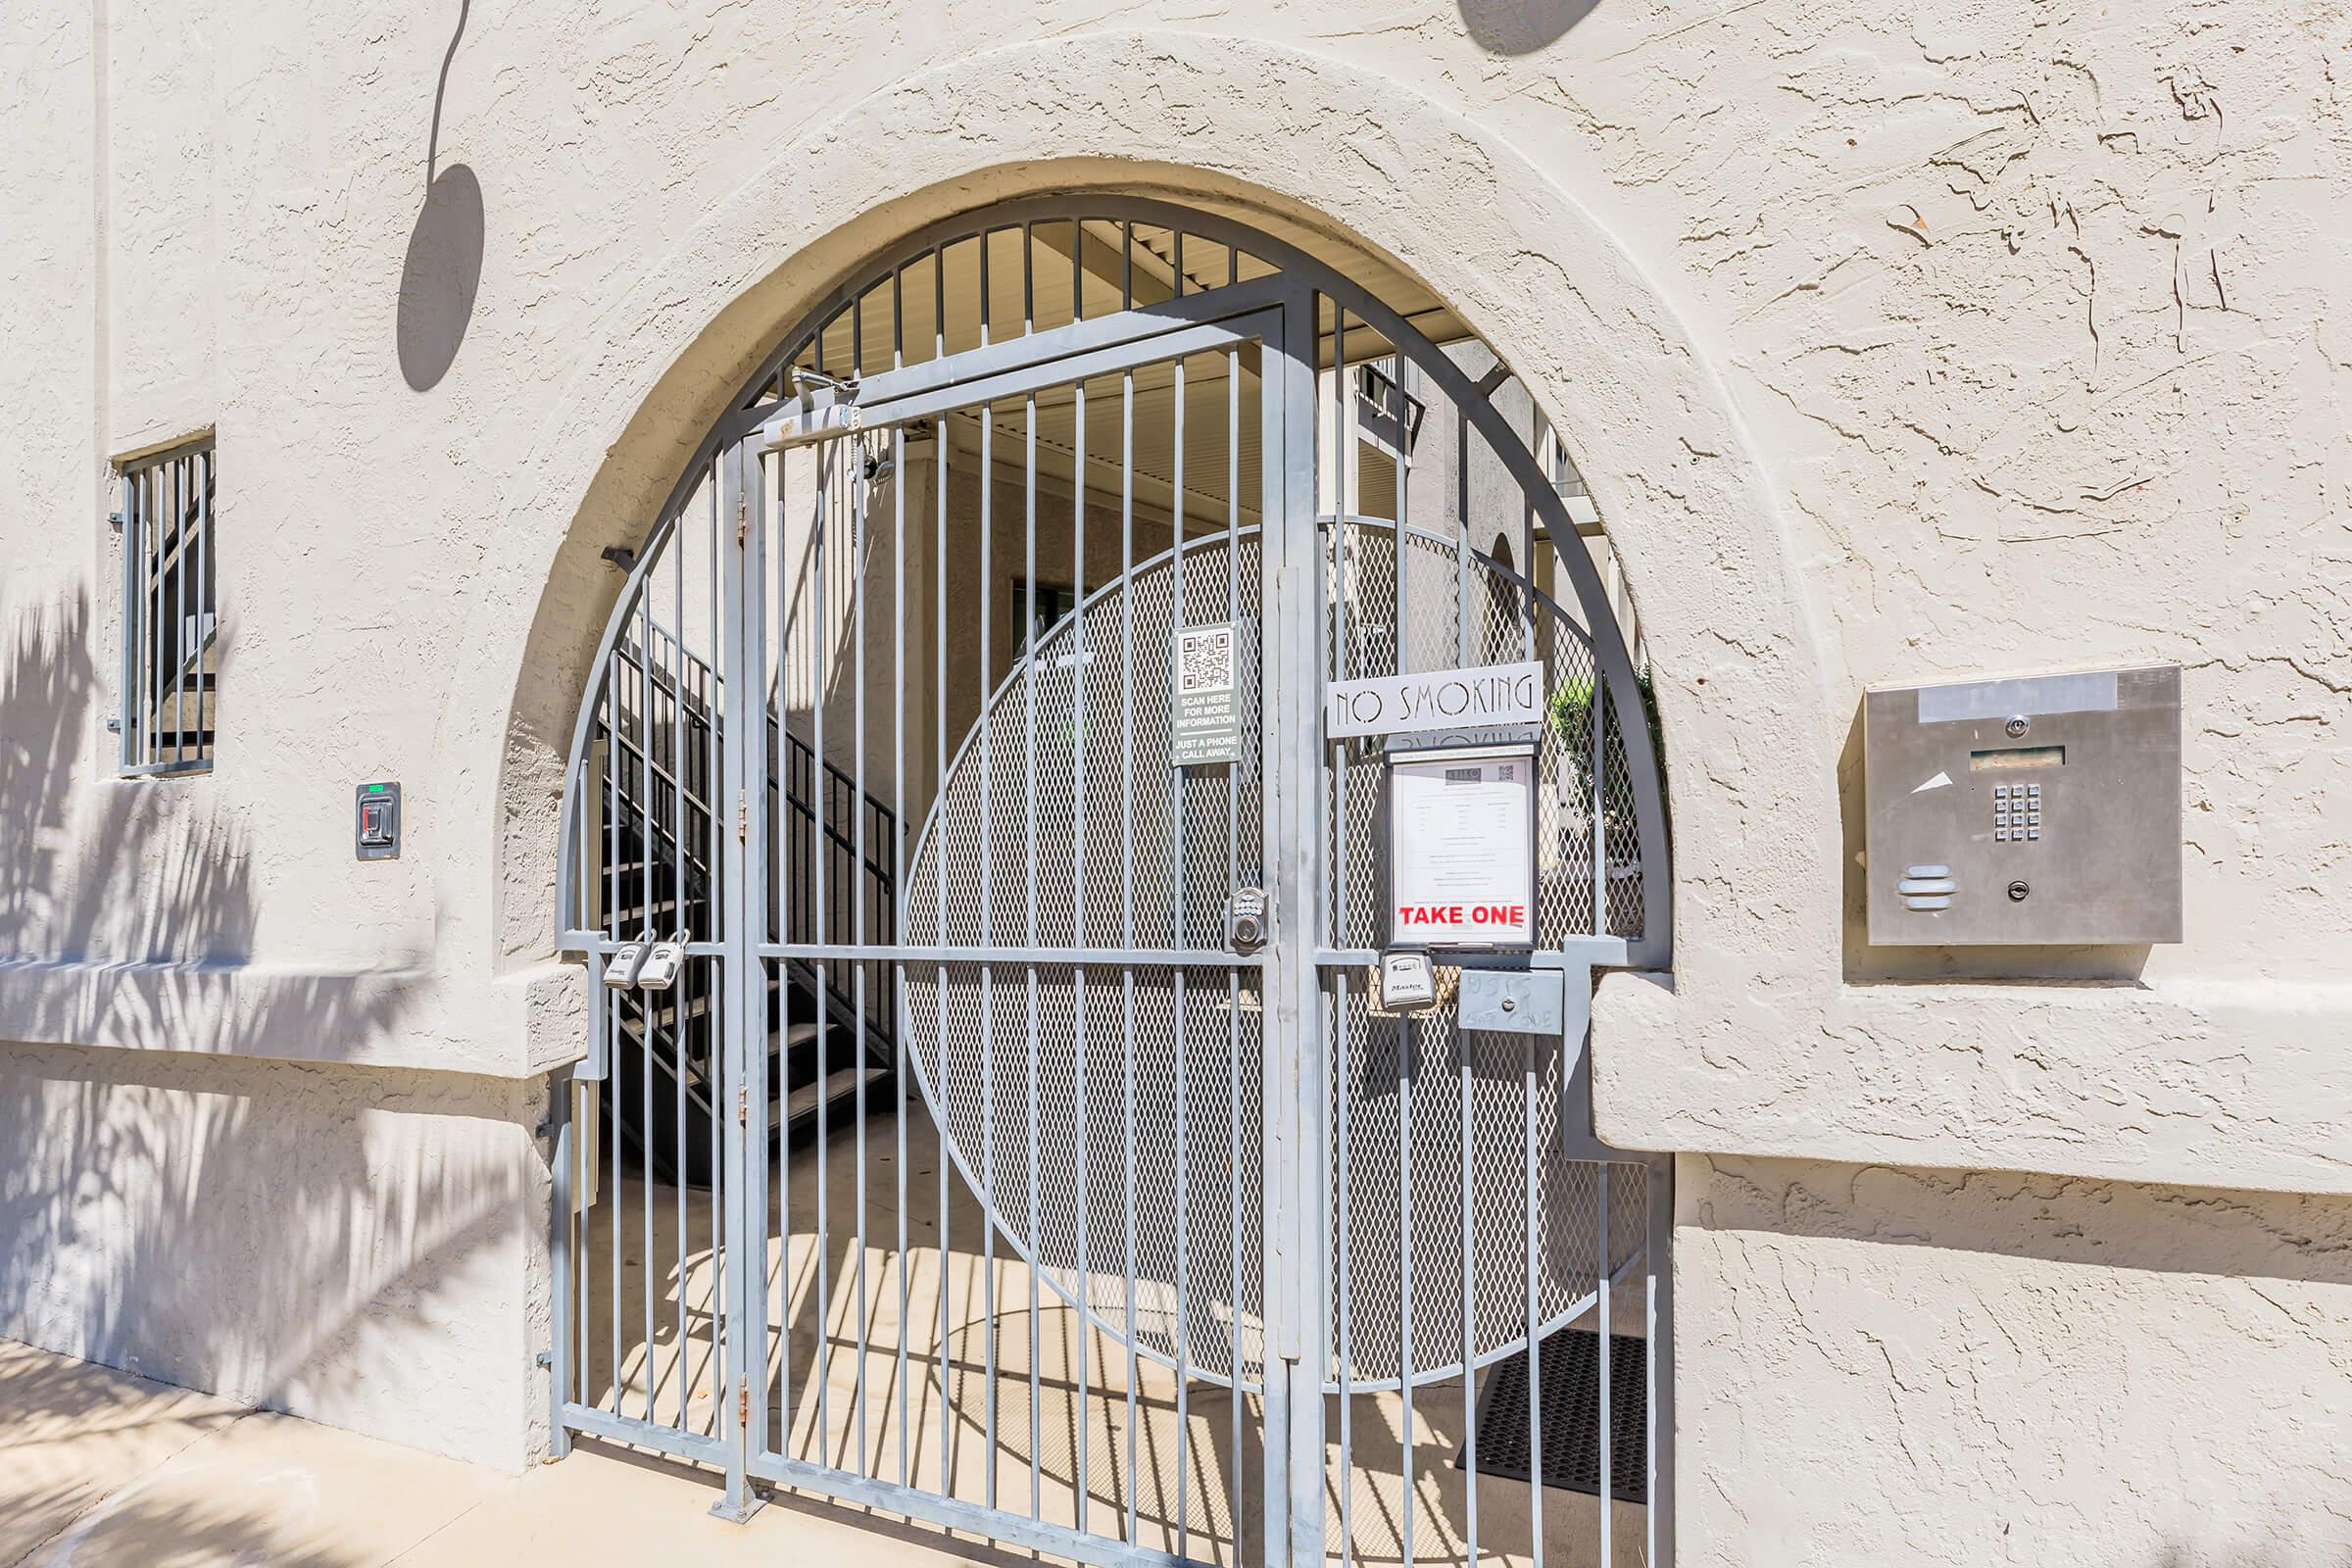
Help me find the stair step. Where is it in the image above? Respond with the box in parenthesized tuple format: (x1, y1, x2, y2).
(780, 1064, 889, 1125)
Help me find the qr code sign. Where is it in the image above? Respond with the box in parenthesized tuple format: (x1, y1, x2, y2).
(1176, 624, 1234, 695)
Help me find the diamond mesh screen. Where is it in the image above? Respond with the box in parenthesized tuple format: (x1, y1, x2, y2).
(903, 533, 1269, 1388)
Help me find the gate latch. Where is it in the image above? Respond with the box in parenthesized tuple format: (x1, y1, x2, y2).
(1226, 886, 1269, 955)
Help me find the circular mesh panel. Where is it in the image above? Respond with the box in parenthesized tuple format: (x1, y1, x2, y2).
(903, 523, 1648, 1393)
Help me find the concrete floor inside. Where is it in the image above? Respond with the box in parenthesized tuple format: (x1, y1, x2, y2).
(575, 1092, 1649, 1567)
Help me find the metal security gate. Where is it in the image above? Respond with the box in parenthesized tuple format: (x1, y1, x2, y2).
(553, 199, 1674, 1568)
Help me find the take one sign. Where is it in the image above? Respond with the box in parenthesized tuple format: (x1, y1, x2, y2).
(1328, 661, 1544, 740)
(1388, 746, 1537, 949)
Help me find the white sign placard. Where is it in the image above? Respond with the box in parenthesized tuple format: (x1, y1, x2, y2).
(1170, 621, 1239, 766)
(1389, 747, 1536, 948)
(1328, 661, 1544, 740)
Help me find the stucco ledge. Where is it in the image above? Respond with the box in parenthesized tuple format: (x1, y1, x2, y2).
(0, 956, 585, 1079)
(1592, 968, 2352, 1196)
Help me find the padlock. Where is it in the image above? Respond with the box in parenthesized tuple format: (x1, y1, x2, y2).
(603, 936, 650, 989)
(635, 930, 689, 991)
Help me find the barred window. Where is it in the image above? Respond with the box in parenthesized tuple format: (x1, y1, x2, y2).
(116, 440, 217, 774)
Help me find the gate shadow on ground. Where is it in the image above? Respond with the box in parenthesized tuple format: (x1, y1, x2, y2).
(0, 594, 535, 1562)
(583, 1102, 1645, 1567)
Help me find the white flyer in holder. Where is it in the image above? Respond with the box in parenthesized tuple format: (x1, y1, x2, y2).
(1388, 744, 1537, 949)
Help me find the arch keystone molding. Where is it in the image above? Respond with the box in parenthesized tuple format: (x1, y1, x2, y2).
(481, 30, 2350, 1197)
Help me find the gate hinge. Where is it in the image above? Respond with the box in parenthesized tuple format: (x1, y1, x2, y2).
(734, 496, 749, 545)
(737, 1382, 750, 1430)
(736, 1085, 748, 1126)
(735, 790, 748, 841)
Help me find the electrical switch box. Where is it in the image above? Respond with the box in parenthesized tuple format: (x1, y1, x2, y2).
(356, 781, 402, 861)
(1864, 665, 2180, 945)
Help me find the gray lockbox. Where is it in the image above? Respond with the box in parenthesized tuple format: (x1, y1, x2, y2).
(1863, 665, 2182, 945)
(355, 781, 401, 861)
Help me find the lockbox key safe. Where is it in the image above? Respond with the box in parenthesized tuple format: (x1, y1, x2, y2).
(1864, 664, 2181, 945)
(355, 781, 401, 861)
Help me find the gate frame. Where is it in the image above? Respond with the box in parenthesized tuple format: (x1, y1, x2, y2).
(550, 193, 1676, 1568)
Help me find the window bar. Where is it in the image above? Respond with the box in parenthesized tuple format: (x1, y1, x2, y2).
(172, 456, 186, 763)
(1119, 363, 1141, 1549)
(149, 464, 165, 763)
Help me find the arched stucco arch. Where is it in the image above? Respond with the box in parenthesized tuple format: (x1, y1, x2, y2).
(473, 29, 1839, 1102)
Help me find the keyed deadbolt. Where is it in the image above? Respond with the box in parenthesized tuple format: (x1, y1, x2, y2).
(1227, 886, 1269, 954)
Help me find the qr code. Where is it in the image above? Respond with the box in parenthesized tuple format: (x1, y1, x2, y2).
(1176, 625, 1234, 694)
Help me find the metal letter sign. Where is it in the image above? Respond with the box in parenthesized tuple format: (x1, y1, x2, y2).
(1327, 660, 1544, 739)
(1170, 620, 1240, 766)
(1389, 744, 1537, 948)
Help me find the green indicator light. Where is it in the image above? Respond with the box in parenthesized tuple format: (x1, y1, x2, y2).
(367, 783, 389, 794)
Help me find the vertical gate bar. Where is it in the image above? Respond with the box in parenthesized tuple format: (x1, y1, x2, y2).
(1523, 1028, 1544, 1568)
(1023, 387, 1045, 1524)
(1336, 968, 1354, 1568)
(550, 1071, 575, 1459)
(1647, 1154, 1676, 1568)
(1397, 1014, 1415, 1568)
(149, 465, 164, 760)
(980, 397, 1001, 1511)
(673, 535, 691, 1429)
(1459, 992, 1479, 1568)
(1598, 1163, 1613, 1562)
(1071, 370, 1091, 1539)
(813, 436, 834, 1462)
(607, 632, 622, 1414)
(712, 437, 758, 1519)
(708, 465, 725, 1441)
(199, 454, 212, 755)
(640, 571, 658, 1424)
(890, 271, 911, 1490)
(1168, 354, 1192, 1564)
(1455, 398, 1471, 667)
(766, 446, 789, 1463)
(1118, 366, 1141, 1548)
(1592, 662, 1608, 935)
(1223, 336, 1244, 1565)
(1327, 291, 1358, 1568)
(933, 362, 954, 1494)
(1274, 294, 1330, 1568)
(853, 412, 874, 1479)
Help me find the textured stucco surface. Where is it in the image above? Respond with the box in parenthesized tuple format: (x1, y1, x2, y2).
(1, 0, 2346, 1533)
(0, 1044, 547, 1471)
(1677, 1152, 2352, 1564)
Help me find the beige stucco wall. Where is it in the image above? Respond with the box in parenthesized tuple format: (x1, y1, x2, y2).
(1678, 1153, 2352, 1565)
(1, 0, 2345, 1543)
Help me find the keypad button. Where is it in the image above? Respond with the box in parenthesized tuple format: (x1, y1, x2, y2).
(2027, 826, 2040, 840)
(1994, 784, 2010, 799)
(2028, 783, 2042, 798)
(1995, 828, 2010, 842)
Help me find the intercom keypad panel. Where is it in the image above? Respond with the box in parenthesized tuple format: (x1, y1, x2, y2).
(1863, 665, 2181, 946)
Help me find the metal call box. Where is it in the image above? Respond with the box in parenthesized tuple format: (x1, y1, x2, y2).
(1864, 665, 2181, 945)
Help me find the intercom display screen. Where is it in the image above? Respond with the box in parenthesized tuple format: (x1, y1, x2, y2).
(1968, 745, 2066, 773)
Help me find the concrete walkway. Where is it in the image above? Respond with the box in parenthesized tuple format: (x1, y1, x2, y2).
(0, 1338, 1000, 1568)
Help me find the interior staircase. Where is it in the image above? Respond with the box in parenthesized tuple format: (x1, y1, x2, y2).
(596, 622, 898, 1189)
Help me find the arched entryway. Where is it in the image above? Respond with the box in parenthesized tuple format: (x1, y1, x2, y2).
(547, 195, 1674, 1568)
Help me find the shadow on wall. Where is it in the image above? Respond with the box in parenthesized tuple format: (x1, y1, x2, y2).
(1457, 0, 1599, 54)
(0, 595, 538, 1515)
(396, 0, 481, 391)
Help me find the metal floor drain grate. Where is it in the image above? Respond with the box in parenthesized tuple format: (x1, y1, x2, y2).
(1458, 1329, 1648, 1501)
